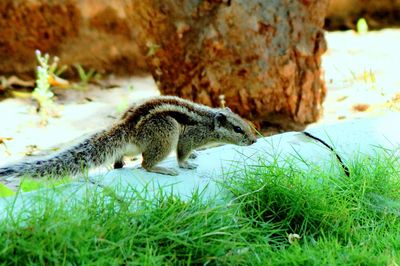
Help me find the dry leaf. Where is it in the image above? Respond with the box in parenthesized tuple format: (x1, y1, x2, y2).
(24, 144, 39, 156)
(6, 75, 35, 88)
(10, 90, 32, 98)
(0, 137, 13, 145)
(353, 104, 370, 112)
(48, 74, 70, 88)
(337, 95, 348, 102)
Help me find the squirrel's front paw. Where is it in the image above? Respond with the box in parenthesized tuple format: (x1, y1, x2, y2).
(189, 152, 198, 159)
(178, 161, 198, 170)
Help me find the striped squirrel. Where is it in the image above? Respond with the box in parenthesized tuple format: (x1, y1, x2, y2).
(0, 96, 257, 179)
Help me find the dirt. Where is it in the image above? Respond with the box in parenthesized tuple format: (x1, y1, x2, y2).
(320, 29, 400, 124)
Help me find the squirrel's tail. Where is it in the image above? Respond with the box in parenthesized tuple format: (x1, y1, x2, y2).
(0, 126, 128, 179)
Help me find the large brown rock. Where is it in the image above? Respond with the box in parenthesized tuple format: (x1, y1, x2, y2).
(128, 0, 328, 129)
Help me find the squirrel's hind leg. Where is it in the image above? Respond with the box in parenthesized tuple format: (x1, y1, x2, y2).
(140, 118, 180, 176)
(142, 147, 179, 176)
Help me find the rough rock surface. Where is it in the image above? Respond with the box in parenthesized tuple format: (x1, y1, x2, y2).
(129, 0, 329, 128)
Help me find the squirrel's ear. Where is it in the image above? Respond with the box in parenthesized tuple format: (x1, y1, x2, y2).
(214, 112, 227, 125)
(225, 107, 232, 112)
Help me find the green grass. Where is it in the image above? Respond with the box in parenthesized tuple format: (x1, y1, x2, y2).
(0, 183, 14, 197)
(19, 177, 72, 193)
(0, 150, 400, 265)
(0, 177, 72, 197)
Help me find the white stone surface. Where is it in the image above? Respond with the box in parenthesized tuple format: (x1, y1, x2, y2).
(1, 113, 399, 219)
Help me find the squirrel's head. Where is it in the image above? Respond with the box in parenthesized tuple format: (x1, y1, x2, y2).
(213, 108, 257, 146)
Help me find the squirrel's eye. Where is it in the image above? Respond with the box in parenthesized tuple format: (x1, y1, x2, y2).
(233, 126, 244, 134)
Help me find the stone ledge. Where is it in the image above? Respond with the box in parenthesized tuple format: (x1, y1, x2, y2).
(1, 112, 399, 219)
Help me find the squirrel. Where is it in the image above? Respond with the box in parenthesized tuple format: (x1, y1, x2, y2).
(0, 96, 257, 180)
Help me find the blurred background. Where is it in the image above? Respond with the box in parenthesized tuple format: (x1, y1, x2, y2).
(0, 0, 399, 163)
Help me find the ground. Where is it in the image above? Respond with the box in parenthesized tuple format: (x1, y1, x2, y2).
(321, 29, 400, 123)
(0, 29, 399, 166)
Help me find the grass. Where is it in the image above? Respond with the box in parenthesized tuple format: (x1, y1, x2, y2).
(0, 177, 72, 197)
(0, 150, 400, 265)
(0, 183, 14, 197)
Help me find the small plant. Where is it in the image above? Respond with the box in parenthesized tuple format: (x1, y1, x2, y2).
(73, 64, 101, 90)
(350, 69, 376, 84)
(33, 50, 67, 124)
(356, 18, 369, 34)
(146, 41, 161, 56)
(348, 68, 380, 92)
(33, 50, 54, 111)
